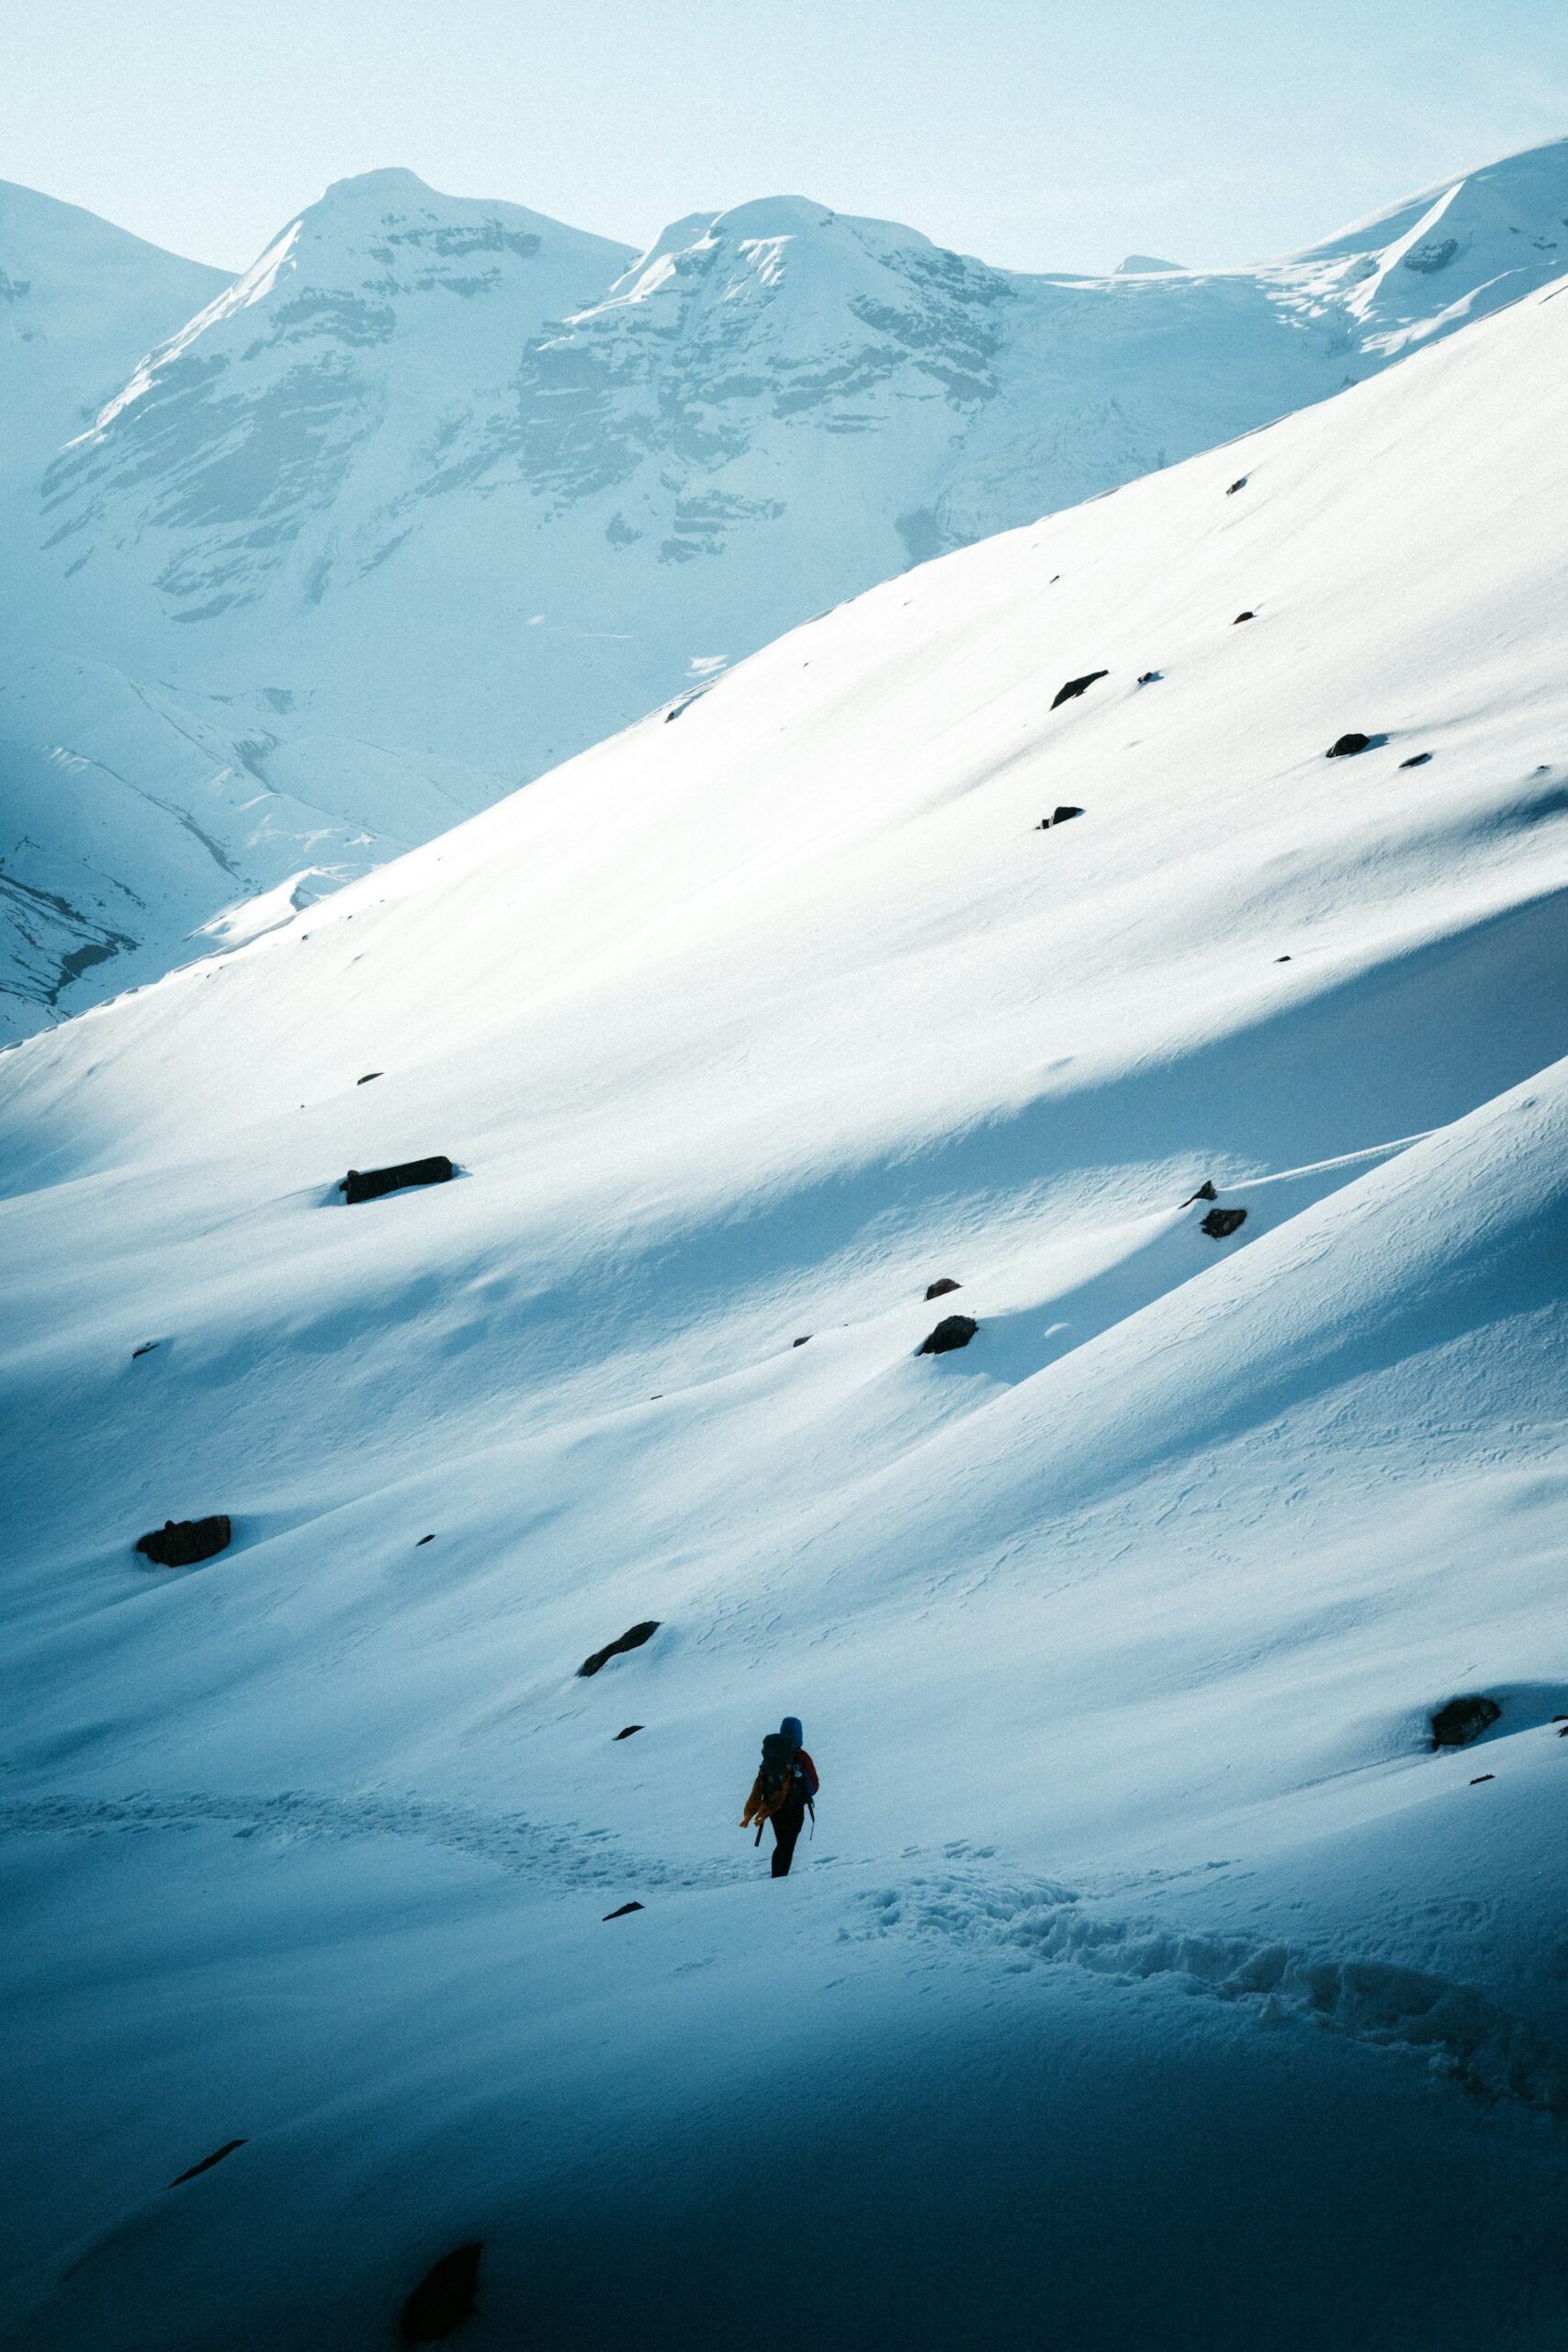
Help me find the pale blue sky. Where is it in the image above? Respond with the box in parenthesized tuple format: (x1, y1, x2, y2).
(4, 0, 1566, 274)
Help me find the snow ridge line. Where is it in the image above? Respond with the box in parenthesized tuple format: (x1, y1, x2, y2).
(852, 1873, 1568, 2114)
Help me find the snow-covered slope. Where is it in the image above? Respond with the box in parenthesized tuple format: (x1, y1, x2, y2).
(0, 179, 228, 501)
(3, 254, 1566, 2346)
(6, 140, 1567, 1038)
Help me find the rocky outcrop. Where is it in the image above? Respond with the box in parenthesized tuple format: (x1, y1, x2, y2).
(339, 1156, 454, 1204)
(919, 1314, 978, 1355)
(925, 1277, 962, 1299)
(1326, 732, 1371, 759)
(1051, 671, 1108, 709)
(1200, 1207, 1247, 1238)
(1431, 1695, 1501, 1749)
(136, 1515, 231, 1567)
(579, 1621, 660, 1678)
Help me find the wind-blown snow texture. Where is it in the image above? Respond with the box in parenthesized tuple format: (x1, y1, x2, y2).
(4, 139, 1568, 1036)
(2, 248, 1566, 2346)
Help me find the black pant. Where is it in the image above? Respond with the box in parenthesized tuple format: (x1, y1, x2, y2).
(771, 1789, 807, 1877)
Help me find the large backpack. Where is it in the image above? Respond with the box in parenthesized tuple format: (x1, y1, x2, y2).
(742, 1731, 799, 1838)
(758, 1731, 798, 1804)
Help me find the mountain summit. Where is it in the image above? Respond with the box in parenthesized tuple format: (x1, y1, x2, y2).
(3, 138, 1566, 1039)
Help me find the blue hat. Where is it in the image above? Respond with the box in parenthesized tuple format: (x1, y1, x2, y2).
(780, 1715, 803, 1745)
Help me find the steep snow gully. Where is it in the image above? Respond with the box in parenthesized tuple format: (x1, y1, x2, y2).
(3, 258, 1568, 2345)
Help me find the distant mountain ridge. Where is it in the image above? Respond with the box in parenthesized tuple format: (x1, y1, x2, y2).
(3, 137, 1566, 1039)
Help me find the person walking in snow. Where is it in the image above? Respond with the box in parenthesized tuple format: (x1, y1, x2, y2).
(740, 1715, 819, 1878)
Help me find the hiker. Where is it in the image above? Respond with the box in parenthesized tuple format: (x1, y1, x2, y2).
(740, 1715, 819, 1878)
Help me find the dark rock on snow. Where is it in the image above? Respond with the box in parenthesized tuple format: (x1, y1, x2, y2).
(1051, 671, 1108, 709)
(614, 1724, 644, 1740)
(1326, 732, 1372, 759)
(1470, 1774, 1495, 1785)
(137, 1515, 231, 1567)
(1233, 610, 1255, 624)
(925, 1277, 963, 1300)
(1181, 1181, 1218, 1206)
(168, 2139, 246, 2188)
(416, 1533, 434, 1546)
(1275, 955, 1292, 962)
(604, 1902, 645, 1920)
(1430, 1695, 1502, 1750)
(1226, 476, 1247, 494)
(1201, 1207, 1247, 1238)
(356, 1071, 382, 1085)
(131, 1340, 159, 1359)
(1137, 671, 1162, 684)
(793, 1334, 811, 1347)
(400, 2242, 482, 2345)
(1037, 805, 1084, 829)
(1400, 752, 1433, 768)
(340, 1156, 454, 1204)
(579, 1621, 660, 1678)
(919, 1314, 978, 1356)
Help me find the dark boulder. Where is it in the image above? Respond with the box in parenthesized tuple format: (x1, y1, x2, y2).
(579, 1621, 660, 1678)
(1430, 1695, 1501, 1750)
(131, 1340, 159, 1359)
(416, 1533, 434, 1546)
(1226, 476, 1247, 494)
(1181, 1181, 1218, 1206)
(614, 1725, 643, 1740)
(1037, 805, 1084, 829)
(136, 1516, 231, 1568)
(1326, 733, 1371, 759)
(1137, 670, 1162, 684)
(169, 2139, 245, 2188)
(1233, 610, 1255, 624)
(1470, 1774, 1495, 1786)
(919, 1314, 978, 1356)
(356, 1071, 382, 1085)
(925, 1278, 962, 1300)
(400, 2243, 481, 2345)
(793, 1335, 811, 1347)
(1200, 1207, 1247, 1238)
(604, 1901, 645, 1920)
(1051, 671, 1108, 709)
(1399, 752, 1433, 769)
(340, 1156, 454, 1204)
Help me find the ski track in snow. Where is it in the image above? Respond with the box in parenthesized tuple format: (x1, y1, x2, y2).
(6, 1792, 1565, 2120)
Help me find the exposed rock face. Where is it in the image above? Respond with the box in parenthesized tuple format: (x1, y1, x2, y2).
(1327, 732, 1372, 758)
(614, 1725, 643, 1740)
(579, 1621, 660, 1678)
(136, 1515, 231, 1566)
(1037, 805, 1084, 829)
(1051, 671, 1108, 709)
(1181, 1181, 1218, 1205)
(339, 1155, 454, 1204)
(1201, 1207, 1247, 1238)
(1400, 752, 1434, 768)
(399, 2242, 482, 2344)
(919, 1314, 978, 1355)
(603, 1901, 645, 1920)
(1226, 476, 1248, 494)
(1431, 1695, 1502, 1749)
(925, 1277, 962, 1299)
